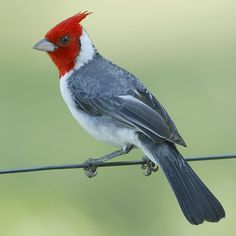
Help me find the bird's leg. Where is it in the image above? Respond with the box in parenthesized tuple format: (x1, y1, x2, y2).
(84, 144, 133, 178)
(141, 156, 159, 176)
(90, 144, 133, 163)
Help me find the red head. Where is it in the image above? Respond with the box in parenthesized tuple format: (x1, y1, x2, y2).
(33, 12, 91, 77)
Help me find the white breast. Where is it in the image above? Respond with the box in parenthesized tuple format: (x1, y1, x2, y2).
(59, 73, 140, 148)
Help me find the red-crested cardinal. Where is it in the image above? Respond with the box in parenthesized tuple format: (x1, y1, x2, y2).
(33, 12, 225, 224)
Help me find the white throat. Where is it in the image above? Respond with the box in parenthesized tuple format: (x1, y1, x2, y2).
(74, 30, 95, 70)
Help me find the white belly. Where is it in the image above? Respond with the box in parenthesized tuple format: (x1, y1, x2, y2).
(59, 73, 140, 148)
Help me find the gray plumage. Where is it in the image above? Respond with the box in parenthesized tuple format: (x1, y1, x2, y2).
(67, 52, 186, 146)
(64, 52, 225, 224)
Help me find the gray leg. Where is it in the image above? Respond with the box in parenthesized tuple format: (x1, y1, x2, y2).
(84, 144, 133, 178)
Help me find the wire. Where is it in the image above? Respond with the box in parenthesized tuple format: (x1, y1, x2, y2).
(0, 153, 235, 175)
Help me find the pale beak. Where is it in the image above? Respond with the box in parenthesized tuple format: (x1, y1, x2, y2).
(33, 39, 57, 52)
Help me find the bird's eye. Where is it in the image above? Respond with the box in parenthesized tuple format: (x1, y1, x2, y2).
(58, 36, 71, 47)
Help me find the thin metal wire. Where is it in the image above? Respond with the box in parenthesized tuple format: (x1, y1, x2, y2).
(0, 153, 235, 175)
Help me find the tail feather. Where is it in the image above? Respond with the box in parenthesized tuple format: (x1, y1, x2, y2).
(140, 137, 225, 224)
(186, 163, 224, 222)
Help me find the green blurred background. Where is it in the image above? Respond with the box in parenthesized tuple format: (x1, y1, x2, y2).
(0, 0, 235, 235)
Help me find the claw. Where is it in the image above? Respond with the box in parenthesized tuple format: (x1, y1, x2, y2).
(83, 158, 98, 178)
(141, 156, 159, 176)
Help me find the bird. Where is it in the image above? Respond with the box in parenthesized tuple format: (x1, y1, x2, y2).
(33, 12, 225, 225)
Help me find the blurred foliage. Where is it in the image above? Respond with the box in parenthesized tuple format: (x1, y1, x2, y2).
(0, 0, 236, 235)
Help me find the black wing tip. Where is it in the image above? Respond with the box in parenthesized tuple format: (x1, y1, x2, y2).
(180, 140, 187, 147)
(168, 132, 187, 147)
(167, 136, 187, 147)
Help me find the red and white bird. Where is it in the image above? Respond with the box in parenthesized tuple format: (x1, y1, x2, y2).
(33, 12, 225, 224)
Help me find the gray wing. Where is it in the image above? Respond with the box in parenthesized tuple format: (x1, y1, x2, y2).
(67, 53, 186, 146)
(130, 87, 187, 146)
(71, 92, 186, 146)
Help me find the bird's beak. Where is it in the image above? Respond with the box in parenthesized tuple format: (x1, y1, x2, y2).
(33, 39, 57, 52)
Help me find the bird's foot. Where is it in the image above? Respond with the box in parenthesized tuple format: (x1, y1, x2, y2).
(83, 158, 99, 178)
(83, 145, 134, 178)
(141, 156, 159, 176)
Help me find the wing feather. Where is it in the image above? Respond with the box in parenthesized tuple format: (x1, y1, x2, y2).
(73, 93, 172, 143)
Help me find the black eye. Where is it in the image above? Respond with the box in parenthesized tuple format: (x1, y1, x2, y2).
(59, 36, 71, 47)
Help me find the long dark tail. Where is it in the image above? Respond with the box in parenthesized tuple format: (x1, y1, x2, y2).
(140, 138, 225, 224)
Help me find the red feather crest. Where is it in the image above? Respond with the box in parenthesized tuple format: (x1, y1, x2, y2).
(45, 11, 91, 39)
